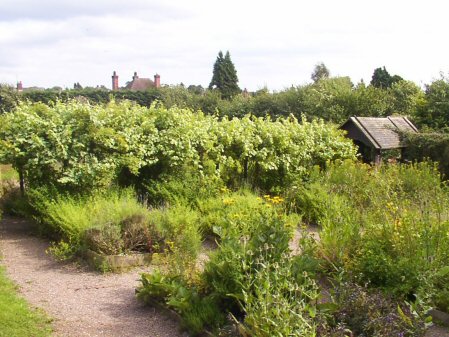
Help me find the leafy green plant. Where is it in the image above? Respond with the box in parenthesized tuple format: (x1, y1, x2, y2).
(46, 241, 74, 261)
(420, 266, 449, 313)
(236, 252, 319, 337)
(137, 271, 225, 335)
(203, 209, 317, 335)
(138, 206, 317, 336)
(292, 161, 449, 299)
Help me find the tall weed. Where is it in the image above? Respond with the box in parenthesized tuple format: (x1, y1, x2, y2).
(149, 204, 202, 276)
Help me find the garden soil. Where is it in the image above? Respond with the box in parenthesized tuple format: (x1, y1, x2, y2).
(0, 215, 185, 337)
(0, 215, 447, 337)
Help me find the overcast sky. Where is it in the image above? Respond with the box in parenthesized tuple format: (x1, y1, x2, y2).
(1, 0, 448, 91)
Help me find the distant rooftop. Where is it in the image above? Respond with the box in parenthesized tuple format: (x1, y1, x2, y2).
(113, 71, 160, 91)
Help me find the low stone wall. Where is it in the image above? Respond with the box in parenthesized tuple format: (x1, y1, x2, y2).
(84, 249, 152, 272)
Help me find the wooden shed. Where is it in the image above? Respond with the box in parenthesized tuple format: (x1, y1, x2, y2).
(340, 116, 418, 164)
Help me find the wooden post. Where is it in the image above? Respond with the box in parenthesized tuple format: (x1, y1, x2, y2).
(243, 157, 248, 180)
(19, 167, 25, 196)
(374, 149, 382, 166)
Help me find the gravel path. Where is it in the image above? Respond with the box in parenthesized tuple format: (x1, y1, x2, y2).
(0, 215, 184, 337)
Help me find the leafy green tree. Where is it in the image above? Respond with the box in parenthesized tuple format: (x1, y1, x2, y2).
(371, 67, 392, 88)
(388, 80, 424, 117)
(370, 67, 403, 88)
(301, 76, 354, 122)
(351, 82, 392, 117)
(0, 84, 20, 113)
(415, 75, 449, 129)
(187, 84, 204, 95)
(311, 62, 330, 82)
(209, 51, 241, 99)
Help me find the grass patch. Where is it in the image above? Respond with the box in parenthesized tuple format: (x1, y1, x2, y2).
(0, 164, 18, 181)
(0, 266, 52, 337)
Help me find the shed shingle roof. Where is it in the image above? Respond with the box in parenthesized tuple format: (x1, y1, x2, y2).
(341, 116, 418, 150)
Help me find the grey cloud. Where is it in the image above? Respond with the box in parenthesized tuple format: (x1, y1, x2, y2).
(0, 0, 189, 22)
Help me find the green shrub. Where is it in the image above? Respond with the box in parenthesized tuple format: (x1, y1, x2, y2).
(144, 169, 222, 207)
(351, 237, 420, 296)
(201, 204, 295, 307)
(0, 100, 356, 193)
(402, 131, 449, 179)
(27, 188, 156, 258)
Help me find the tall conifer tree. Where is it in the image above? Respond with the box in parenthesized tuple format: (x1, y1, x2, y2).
(209, 50, 240, 99)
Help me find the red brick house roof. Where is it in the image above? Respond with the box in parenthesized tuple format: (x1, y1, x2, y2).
(116, 71, 159, 91)
(125, 77, 155, 91)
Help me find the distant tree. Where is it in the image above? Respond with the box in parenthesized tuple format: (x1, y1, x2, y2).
(390, 74, 404, 84)
(415, 75, 449, 129)
(0, 84, 20, 113)
(187, 85, 204, 95)
(388, 80, 424, 116)
(350, 82, 392, 117)
(311, 62, 330, 82)
(73, 82, 83, 89)
(371, 67, 391, 88)
(370, 66, 403, 88)
(302, 76, 354, 121)
(209, 50, 241, 99)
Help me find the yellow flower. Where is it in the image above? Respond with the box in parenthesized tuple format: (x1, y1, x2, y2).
(223, 197, 235, 205)
(220, 186, 230, 193)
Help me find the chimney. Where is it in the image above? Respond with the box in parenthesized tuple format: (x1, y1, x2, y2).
(112, 71, 119, 90)
(133, 71, 138, 81)
(154, 74, 160, 88)
(17, 81, 23, 92)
